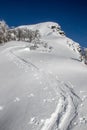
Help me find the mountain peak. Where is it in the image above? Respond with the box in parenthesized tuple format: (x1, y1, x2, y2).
(18, 21, 65, 37)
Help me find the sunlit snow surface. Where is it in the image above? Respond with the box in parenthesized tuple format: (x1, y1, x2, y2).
(0, 22, 87, 130)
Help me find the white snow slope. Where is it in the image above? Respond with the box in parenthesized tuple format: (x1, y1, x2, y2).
(0, 22, 87, 130)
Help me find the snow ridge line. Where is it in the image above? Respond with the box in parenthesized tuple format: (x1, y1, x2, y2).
(40, 79, 81, 130)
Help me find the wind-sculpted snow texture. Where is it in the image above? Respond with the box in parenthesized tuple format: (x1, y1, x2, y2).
(0, 22, 87, 130)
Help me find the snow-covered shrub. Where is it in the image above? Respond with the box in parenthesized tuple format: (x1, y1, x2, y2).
(30, 45, 38, 50)
(43, 42, 48, 48)
(16, 28, 24, 41)
(14, 28, 41, 43)
(84, 48, 87, 64)
(0, 20, 9, 43)
(0, 20, 41, 44)
(7, 29, 16, 41)
(49, 46, 53, 50)
(79, 47, 87, 64)
(27, 29, 35, 42)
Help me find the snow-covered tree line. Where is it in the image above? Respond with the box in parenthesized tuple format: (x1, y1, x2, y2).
(0, 20, 9, 43)
(0, 20, 40, 44)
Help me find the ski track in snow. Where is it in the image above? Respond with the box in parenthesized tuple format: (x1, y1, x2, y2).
(40, 80, 81, 130)
(6, 47, 81, 130)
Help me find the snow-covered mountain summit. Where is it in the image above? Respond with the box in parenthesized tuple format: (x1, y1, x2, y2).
(18, 22, 63, 36)
(17, 21, 80, 53)
(0, 21, 87, 130)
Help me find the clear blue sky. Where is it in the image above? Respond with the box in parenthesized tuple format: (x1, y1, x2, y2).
(0, 0, 87, 47)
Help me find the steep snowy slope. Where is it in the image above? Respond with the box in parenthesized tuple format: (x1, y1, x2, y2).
(0, 22, 87, 130)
